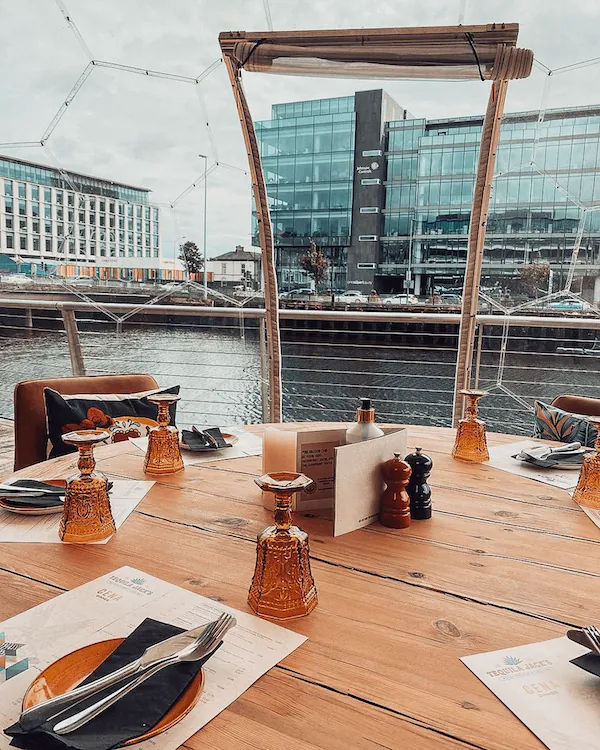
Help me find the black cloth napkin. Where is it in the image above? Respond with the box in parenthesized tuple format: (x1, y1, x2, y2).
(6, 618, 215, 750)
(0, 482, 113, 510)
(181, 428, 231, 451)
(571, 651, 600, 678)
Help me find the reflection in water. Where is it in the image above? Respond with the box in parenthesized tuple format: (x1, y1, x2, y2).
(1, 325, 599, 437)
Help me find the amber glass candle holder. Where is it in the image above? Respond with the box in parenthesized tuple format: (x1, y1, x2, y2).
(452, 389, 490, 463)
(248, 472, 318, 620)
(59, 429, 116, 543)
(573, 417, 600, 508)
(143, 394, 184, 475)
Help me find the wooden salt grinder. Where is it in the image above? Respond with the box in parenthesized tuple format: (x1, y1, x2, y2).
(379, 452, 412, 529)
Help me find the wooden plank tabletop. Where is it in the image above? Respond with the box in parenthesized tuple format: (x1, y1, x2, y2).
(1, 423, 596, 750)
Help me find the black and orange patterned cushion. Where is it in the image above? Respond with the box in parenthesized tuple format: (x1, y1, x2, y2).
(533, 400, 598, 447)
(44, 385, 180, 458)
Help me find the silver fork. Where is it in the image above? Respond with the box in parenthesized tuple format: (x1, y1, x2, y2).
(53, 612, 236, 735)
(582, 625, 600, 655)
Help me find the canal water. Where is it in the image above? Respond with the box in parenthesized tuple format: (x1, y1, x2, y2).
(1, 322, 598, 436)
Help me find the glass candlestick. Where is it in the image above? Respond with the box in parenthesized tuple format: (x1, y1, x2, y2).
(573, 417, 600, 508)
(59, 429, 115, 543)
(452, 389, 490, 463)
(248, 472, 318, 620)
(143, 394, 184, 475)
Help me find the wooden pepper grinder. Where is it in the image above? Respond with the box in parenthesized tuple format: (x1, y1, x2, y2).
(405, 447, 433, 520)
(379, 452, 412, 528)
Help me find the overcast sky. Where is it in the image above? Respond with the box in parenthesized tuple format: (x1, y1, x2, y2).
(1, 0, 599, 258)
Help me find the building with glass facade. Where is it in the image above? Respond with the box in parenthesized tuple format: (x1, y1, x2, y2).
(255, 92, 600, 300)
(0, 155, 175, 280)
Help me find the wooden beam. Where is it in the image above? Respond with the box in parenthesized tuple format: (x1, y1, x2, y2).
(453, 80, 508, 422)
(60, 308, 86, 377)
(222, 56, 282, 422)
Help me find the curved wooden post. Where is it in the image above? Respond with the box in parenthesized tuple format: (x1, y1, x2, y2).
(223, 56, 282, 422)
(452, 79, 508, 423)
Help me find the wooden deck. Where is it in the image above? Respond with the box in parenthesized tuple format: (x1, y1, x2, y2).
(0, 418, 15, 477)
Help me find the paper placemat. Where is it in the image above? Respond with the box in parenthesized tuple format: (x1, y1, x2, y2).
(0, 566, 306, 749)
(131, 428, 262, 465)
(486, 441, 580, 490)
(462, 636, 600, 749)
(0, 480, 153, 544)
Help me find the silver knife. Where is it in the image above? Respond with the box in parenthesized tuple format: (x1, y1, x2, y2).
(19, 621, 213, 731)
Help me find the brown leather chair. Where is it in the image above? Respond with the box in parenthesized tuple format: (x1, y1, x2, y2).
(551, 394, 600, 418)
(14, 374, 158, 471)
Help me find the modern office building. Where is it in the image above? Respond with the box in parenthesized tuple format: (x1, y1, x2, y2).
(0, 155, 180, 281)
(254, 92, 600, 300)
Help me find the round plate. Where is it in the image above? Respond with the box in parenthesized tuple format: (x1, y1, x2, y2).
(0, 500, 63, 515)
(180, 432, 239, 450)
(22, 638, 204, 747)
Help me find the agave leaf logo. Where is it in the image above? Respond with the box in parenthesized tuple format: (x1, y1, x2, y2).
(503, 656, 522, 666)
(131, 577, 146, 586)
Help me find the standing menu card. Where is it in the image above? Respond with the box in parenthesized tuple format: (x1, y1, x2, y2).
(461, 637, 600, 749)
(0, 566, 306, 750)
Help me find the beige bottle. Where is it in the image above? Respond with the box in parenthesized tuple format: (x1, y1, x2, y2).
(345, 398, 385, 444)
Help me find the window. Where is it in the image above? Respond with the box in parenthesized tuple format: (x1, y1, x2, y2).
(18, 183, 26, 199)
(19, 217, 27, 230)
(128, 218, 133, 231)
(32, 202, 40, 217)
(45, 221, 52, 233)
(152, 208, 159, 221)
(6, 233, 14, 249)
(144, 221, 150, 233)
(32, 219, 39, 232)
(99, 215, 105, 227)
(136, 205, 142, 218)
(109, 201, 115, 212)
(5, 197, 13, 213)
(33, 236, 40, 252)
(221, 263, 227, 274)
(18, 199, 27, 215)
(44, 188, 51, 202)
(56, 207, 63, 221)
(144, 206, 150, 219)
(361, 178, 381, 185)
(68, 209, 74, 222)
(45, 238, 52, 252)
(55, 190, 63, 204)
(118, 203, 124, 215)
(136, 219, 142, 232)
(128, 205, 133, 217)
(67, 193, 74, 206)
(79, 211, 85, 222)
(4, 180, 12, 196)
(44, 205, 51, 219)
(90, 212, 96, 223)
(20, 235, 27, 250)
(31, 186, 39, 200)
(99, 200, 105, 211)
(109, 216, 115, 228)
(5, 215, 12, 230)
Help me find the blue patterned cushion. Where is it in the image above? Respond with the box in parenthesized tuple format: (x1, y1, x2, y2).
(533, 400, 598, 447)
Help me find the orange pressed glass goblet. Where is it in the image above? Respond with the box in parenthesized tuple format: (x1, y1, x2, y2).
(248, 472, 318, 620)
(143, 394, 184, 475)
(573, 417, 600, 509)
(452, 389, 490, 463)
(59, 429, 116, 543)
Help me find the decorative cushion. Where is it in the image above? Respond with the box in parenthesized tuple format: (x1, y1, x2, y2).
(533, 400, 598, 447)
(44, 385, 180, 458)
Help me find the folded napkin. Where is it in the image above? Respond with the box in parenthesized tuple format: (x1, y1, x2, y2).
(6, 618, 215, 750)
(0, 482, 113, 510)
(514, 442, 590, 468)
(181, 427, 232, 452)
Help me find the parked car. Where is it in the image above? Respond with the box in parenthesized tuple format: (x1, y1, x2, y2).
(439, 293, 462, 305)
(382, 294, 419, 305)
(337, 290, 369, 304)
(279, 288, 314, 299)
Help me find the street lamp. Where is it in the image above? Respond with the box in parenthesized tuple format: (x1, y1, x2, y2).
(198, 153, 208, 298)
(174, 235, 186, 280)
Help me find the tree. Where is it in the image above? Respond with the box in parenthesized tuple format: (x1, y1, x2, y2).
(517, 263, 550, 297)
(179, 241, 203, 275)
(299, 243, 329, 288)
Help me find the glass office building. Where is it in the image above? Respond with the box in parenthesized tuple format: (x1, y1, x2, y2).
(255, 92, 600, 300)
(0, 155, 165, 280)
(383, 105, 600, 297)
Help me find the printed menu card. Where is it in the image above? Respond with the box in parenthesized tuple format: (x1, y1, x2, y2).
(0, 566, 306, 749)
(462, 636, 600, 749)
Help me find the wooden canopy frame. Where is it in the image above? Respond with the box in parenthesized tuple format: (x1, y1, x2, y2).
(219, 24, 533, 423)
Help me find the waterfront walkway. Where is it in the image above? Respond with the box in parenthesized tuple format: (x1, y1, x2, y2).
(0, 418, 14, 476)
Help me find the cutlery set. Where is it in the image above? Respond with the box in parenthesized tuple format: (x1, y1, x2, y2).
(18, 612, 236, 736)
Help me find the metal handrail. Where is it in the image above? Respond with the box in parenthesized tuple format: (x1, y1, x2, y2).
(1, 298, 600, 330)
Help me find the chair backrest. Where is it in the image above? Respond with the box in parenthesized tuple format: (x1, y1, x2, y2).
(14, 374, 158, 471)
(551, 394, 600, 418)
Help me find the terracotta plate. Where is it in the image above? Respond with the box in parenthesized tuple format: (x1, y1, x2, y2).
(22, 638, 204, 747)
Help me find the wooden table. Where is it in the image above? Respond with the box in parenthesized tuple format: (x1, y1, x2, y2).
(1, 423, 597, 750)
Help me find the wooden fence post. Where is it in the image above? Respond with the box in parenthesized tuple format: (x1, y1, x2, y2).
(61, 308, 86, 376)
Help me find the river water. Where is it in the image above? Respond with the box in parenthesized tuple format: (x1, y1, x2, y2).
(1, 322, 599, 437)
